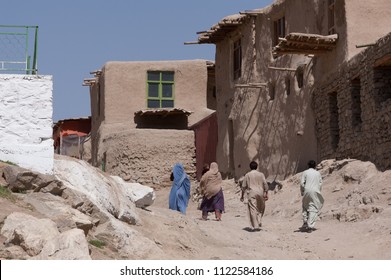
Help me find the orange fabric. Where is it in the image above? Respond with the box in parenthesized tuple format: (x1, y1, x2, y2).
(61, 130, 87, 137)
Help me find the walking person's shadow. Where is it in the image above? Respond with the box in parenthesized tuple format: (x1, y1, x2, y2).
(243, 227, 261, 232)
(294, 225, 317, 233)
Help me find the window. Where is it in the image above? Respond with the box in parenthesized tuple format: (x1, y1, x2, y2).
(328, 92, 340, 151)
(147, 71, 174, 108)
(296, 65, 304, 89)
(97, 83, 101, 117)
(273, 16, 285, 46)
(269, 82, 276, 100)
(328, 0, 336, 35)
(285, 76, 291, 96)
(233, 39, 242, 80)
(351, 78, 362, 129)
(374, 66, 391, 107)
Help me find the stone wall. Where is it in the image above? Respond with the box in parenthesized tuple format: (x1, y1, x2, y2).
(314, 33, 391, 170)
(0, 75, 54, 174)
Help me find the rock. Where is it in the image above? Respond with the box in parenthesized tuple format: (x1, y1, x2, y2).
(341, 161, 377, 184)
(1, 245, 30, 260)
(92, 219, 164, 259)
(33, 228, 91, 260)
(332, 186, 343, 192)
(54, 156, 140, 225)
(2, 166, 37, 192)
(111, 176, 155, 208)
(152, 176, 160, 185)
(1, 212, 60, 256)
(23, 193, 95, 235)
(36, 181, 65, 195)
(61, 188, 98, 217)
(2, 165, 64, 195)
(318, 159, 352, 176)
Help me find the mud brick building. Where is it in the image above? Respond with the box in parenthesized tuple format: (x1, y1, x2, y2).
(314, 33, 391, 170)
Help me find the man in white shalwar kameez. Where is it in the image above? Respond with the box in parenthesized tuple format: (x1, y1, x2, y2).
(300, 160, 324, 233)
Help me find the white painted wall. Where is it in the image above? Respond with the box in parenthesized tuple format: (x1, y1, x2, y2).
(0, 74, 54, 174)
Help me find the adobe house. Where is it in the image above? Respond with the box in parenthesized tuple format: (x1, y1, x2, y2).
(313, 33, 391, 171)
(53, 117, 91, 161)
(190, 0, 391, 180)
(83, 60, 216, 186)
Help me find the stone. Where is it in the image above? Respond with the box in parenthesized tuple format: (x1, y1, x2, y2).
(54, 156, 140, 225)
(23, 193, 95, 235)
(33, 228, 91, 260)
(93, 219, 164, 259)
(1, 212, 60, 256)
(111, 176, 155, 208)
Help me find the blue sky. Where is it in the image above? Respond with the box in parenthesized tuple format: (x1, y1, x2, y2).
(2, 0, 273, 121)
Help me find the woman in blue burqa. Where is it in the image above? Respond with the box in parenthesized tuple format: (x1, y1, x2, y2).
(169, 163, 191, 214)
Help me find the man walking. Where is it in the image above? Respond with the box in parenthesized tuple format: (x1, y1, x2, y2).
(300, 160, 324, 233)
(240, 161, 269, 231)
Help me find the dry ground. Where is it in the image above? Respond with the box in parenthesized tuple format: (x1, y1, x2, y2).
(1, 160, 391, 260)
(136, 179, 391, 260)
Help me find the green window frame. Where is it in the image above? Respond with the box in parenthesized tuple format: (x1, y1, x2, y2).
(146, 71, 175, 108)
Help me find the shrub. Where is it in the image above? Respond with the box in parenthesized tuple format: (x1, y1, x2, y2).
(89, 239, 106, 249)
(0, 160, 17, 166)
(0, 185, 16, 202)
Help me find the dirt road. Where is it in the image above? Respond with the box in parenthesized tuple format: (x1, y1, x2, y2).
(137, 176, 391, 260)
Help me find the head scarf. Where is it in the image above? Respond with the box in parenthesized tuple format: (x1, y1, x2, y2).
(200, 162, 223, 199)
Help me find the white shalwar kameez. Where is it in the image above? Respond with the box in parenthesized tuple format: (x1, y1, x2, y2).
(300, 168, 324, 229)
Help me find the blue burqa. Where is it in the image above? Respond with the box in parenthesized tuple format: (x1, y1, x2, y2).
(169, 163, 191, 214)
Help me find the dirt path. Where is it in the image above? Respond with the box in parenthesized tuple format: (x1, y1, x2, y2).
(138, 179, 391, 260)
(2, 159, 390, 260)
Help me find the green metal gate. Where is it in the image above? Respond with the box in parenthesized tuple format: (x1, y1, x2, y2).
(0, 25, 38, 74)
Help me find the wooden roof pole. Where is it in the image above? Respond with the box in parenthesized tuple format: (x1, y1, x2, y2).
(268, 66, 297, 71)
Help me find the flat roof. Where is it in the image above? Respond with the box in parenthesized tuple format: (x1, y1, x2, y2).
(273, 33, 338, 56)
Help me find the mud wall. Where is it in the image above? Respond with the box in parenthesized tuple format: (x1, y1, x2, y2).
(100, 127, 196, 188)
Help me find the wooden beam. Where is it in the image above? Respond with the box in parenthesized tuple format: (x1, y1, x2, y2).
(82, 78, 97, 86)
(239, 10, 262, 16)
(90, 70, 102, 76)
(273, 48, 332, 55)
(235, 83, 267, 88)
(268, 66, 297, 71)
(356, 43, 375, 48)
(184, 41, 200, 45)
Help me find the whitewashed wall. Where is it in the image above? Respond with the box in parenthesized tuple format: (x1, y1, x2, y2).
(0, 74, 54, 174)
